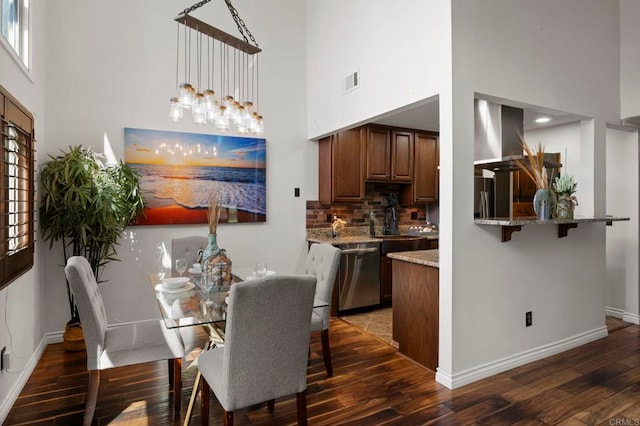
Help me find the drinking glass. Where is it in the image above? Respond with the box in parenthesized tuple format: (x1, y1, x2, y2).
(255, 261, 268, 278)
(175, 258, 187, 277)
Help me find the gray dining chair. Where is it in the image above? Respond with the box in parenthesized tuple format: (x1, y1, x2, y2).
(64, 256, 185, 426)
(198, 275, 317, 426)
(304, 243, 341, 376)
(171, 236, 207, 276)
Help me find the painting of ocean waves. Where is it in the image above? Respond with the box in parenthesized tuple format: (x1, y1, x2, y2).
(124, 127, 266, 225)
(130, 164, 266, 214)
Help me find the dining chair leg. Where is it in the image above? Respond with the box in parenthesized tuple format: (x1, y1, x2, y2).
(223, 410, 233, 426)
(296, 390, 308, 426)
(168, 359, 174, 388)
(267, 399, 274, 413)
(201, 377, 210, 426)
(84, 370, 100, 426)
(173, 358, 182, 418)
(321, 329, 333, 376)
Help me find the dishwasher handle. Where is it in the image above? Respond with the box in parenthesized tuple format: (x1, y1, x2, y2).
(340, 247, 379, 255)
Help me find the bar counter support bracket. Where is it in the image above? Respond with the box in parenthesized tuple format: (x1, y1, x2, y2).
(501, 225, 522, 242)
(558, 223, 578, 238)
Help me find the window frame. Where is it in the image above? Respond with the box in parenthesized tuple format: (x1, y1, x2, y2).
(1, 0, 30, 69)
(0, 84, 35, 289)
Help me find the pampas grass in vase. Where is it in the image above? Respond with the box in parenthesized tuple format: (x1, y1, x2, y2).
(203, 194, 233, 285)
(203, 195, 222, 261)
(513, 135, 556, 219)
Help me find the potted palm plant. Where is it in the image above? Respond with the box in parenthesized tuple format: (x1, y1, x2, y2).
(40, 146, 144, 350)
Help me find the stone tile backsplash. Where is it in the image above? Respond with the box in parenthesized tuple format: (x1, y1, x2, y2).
(306, 183, 439, 230)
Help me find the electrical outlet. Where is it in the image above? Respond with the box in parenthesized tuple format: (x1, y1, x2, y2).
(525, 311, 532, 327)
(294, 187, 300, 197)
(411, 212, 418, 220)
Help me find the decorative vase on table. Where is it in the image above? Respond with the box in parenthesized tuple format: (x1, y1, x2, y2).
(203, 196, 233, 288)
(533, 188, 556, 221)
(202, 233, 233, 288)
(556, 197, 575, 219)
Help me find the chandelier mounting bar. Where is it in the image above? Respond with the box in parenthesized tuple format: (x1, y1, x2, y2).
(174, 15, 261, 55)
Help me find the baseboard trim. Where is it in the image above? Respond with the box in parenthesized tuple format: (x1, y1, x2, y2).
(0, 336, 49, 424)
(622, 312, 640, 325)
(435, 326, 608, 390)
(605, 307, 624, 319)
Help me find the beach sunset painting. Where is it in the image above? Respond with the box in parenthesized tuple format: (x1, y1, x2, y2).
(124, 127, 266, 226)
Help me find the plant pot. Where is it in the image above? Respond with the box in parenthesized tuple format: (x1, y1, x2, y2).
(533, 188, 556, 221)
(63, 320, 86, 352)
(556, 198, 575, 219)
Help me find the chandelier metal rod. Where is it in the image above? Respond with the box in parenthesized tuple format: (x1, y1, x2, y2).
(174, 15, 261, 55)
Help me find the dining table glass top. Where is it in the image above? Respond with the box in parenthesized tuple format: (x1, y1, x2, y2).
(149, 271, 328, 329)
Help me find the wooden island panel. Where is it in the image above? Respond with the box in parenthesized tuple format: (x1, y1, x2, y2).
(392, 259, 439, 371)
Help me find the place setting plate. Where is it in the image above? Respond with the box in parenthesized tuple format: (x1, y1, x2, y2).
(155, 277, 195, 293)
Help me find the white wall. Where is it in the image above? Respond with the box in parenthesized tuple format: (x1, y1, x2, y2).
(526, 122, 584, 215)
(41, 0, 311, 329)
(620, 0, 640, 119)
(606, 127, 639, 323)
(305, 0, 451, 139)
(0, 0, 48, 419)
(439, 0, 621, 387)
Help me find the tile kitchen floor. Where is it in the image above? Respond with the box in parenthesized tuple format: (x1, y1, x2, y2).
(341, 307, 398, 348)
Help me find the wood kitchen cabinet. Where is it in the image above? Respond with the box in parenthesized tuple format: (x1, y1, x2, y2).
(401, 132, 439, 204)
(319, 127, 366, 204)
(366, 126, 413, 183)
(392, 259, 439, 371)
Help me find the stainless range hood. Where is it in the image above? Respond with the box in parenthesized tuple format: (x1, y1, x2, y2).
(474, 99, 561, 172)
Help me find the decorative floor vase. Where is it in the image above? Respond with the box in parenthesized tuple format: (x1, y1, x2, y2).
(533, 189, 556, 221)
(63, 320, 86, 352)
(556, 198, 575, 219)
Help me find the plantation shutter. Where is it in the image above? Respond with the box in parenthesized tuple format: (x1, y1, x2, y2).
(0, 85, 35, 289)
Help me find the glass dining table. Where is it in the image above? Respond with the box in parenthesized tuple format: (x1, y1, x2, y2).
(148, 271, 328, 425)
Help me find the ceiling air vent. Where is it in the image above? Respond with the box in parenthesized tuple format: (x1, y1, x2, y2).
(344, 70, 359, 93)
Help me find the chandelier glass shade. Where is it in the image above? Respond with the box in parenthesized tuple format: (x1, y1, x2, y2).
(170, 4, 263, 135)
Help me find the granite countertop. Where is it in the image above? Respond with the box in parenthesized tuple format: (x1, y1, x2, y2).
(307, 226, 439, 245)
(306, 234, 439, 245)
(387, 249, 439, 268)
(474, 216, 630, 226)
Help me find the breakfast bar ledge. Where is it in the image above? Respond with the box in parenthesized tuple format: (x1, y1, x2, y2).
(474, 216, 630, 242)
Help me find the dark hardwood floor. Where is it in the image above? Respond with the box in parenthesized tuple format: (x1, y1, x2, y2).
(5, 317, 640, 425)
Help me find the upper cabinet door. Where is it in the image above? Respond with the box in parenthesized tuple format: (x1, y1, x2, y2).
(413, 133, 438, 203)
(391, 130, 414, 182)
(366, 126, 391, 181)
(328, 127, 366, 202)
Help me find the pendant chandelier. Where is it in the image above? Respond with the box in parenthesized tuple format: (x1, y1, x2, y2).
(169, 0, 263, 135)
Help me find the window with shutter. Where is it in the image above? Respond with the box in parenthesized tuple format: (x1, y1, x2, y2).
(0, 85, 34, 288)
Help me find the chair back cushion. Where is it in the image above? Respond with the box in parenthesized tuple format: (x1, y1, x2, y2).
(171, 236, 207, 276)
(221, 275, 316, 410)
(64, 256, 108, 370)
(304, 243, 341, 325)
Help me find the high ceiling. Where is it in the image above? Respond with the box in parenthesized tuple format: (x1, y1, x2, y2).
(371, 95, 586, 133)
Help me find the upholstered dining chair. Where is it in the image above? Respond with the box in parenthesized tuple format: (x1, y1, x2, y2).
(304, 243, 341, 376)
(64, 256, 185, 426)
(171, 236, 208, 276)
(198, 275, 317, 426)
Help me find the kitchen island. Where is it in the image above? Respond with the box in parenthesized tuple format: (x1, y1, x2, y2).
(387, 249, 439, 371)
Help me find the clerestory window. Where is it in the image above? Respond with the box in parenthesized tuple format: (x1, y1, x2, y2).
(1, 0, 30, 69)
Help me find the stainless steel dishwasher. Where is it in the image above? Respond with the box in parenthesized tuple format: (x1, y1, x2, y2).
(336, 242, 380, 312)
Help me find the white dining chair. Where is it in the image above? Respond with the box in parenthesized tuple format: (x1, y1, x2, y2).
(171, 236, 207, 276)
(64, 256, 185, 426)
(304, 243, 341, 376)
(198, 275, 317, 426)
